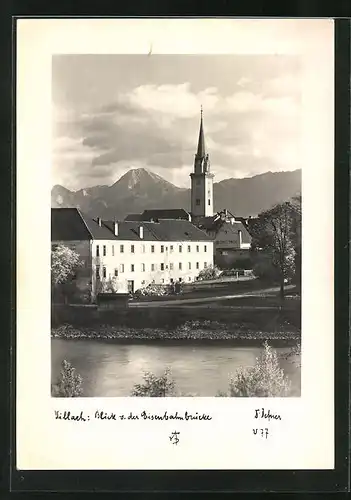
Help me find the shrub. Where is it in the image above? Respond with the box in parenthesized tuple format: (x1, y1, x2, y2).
(225, 342, 291, 397)
(131, 368, 175, 397)
(52, 359, 83, 397)
(197, 264, 221, 281)
(281, 342, 301, 368)
(216, 390, 229, 397)
(97, 276, 119, 294)
(133, 284, 172, 298)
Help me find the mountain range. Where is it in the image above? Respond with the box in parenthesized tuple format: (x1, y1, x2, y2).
(51, 167, 301, 220)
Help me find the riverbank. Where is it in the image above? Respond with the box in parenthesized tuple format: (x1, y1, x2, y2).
(53, 301, 300, 329)
(52, 322, 300, 343)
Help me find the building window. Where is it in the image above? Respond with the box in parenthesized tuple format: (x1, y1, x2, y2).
(120, 264, 124, 273)
(151, 245, 155, 253)
(151, 264, 155, 271)
(208, 199, 211, 205)
(141, 263, 145, 272)
(96, 245, 100, 257)
(161, 278, 165, 284)
(187, 245, 191, 252)
(188, 262, 191, 270)
(131, 244, 135, 253)
(196, 245, 199, 252)
(112, 245, 115, 256)
(196, 199, 200, 206)
(188, 277, 192, 282)
(196, 262, 199, 269)
(170, 263, 174, 270)
(179, 262, 182, 270)
(103, 245, 106, 256)
(179, 278, 182, 282)
(120, 244, 124, 253)
(131, 264, 135, 272)
(102, 266, 106, 278)
(142, 244, 146, 253)
(96, 265, 100, 279)
(170, 245, 174, 253)
(114, 269, 118, 277)
(204, 245, 207, 252)
(160, 263, 165, 271)
(204, 262, 207, 268)
(141, 280, 146, 285)
(179, 245, 182, 253)
(161, 245, 164, 253)
(170, 278, 174, 283)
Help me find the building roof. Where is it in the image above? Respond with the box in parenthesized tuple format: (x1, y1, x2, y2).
(142, 219, 211, 242)
(51, 208, 92, 241)
(139, 208, 191, 221)
(196, 215, 221, 231)
(194, 210, 252, 244)
(52, 208, 211, 242)
(102, 220, 158, 241)
(215, 220, 252, 245)
(124, 213, 142, 221)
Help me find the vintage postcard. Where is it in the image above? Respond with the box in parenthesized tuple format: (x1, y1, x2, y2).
(16, 18, 334, 470)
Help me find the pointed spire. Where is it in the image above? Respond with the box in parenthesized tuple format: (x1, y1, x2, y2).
(196, 105, 206, 158)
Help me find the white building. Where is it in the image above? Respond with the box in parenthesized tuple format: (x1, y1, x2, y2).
(52, 207, 214, 301)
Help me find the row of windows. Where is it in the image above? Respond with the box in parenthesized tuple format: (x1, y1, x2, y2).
(96, 243, 208, 257)
(96, 261, 210, 278)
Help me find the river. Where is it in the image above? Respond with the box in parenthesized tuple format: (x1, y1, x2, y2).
(51, 338, 301, 397)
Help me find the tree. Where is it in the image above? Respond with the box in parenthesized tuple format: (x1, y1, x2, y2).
(250, 201, 297, 299)
(226, 342, 291, 397)
(51, 245, 83, 303)
(131, 368, 175, 397)
(289, 195, 302, 293)
(52, 360, 83, 397)
(51, 244, 82, 285)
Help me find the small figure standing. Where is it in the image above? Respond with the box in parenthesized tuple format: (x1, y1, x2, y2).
(174, 280, 181, 295)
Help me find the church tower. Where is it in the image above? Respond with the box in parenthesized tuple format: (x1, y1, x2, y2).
(190, 107, 214, 219)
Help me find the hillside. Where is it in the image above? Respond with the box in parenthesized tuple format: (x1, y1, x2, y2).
(51, 167, 301, 219)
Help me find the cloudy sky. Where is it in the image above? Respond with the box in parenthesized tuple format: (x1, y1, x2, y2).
(52, 54, 301, 190)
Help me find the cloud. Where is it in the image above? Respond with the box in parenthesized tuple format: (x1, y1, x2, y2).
(52, 77, 301, 190)
(126, 83, 220, 119)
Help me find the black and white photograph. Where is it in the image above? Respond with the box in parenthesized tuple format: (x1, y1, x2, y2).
(50, 53, 302, 398)
(16, 18, 334, 472)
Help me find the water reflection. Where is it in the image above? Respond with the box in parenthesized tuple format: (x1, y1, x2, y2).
(51, 338, 301, 397)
